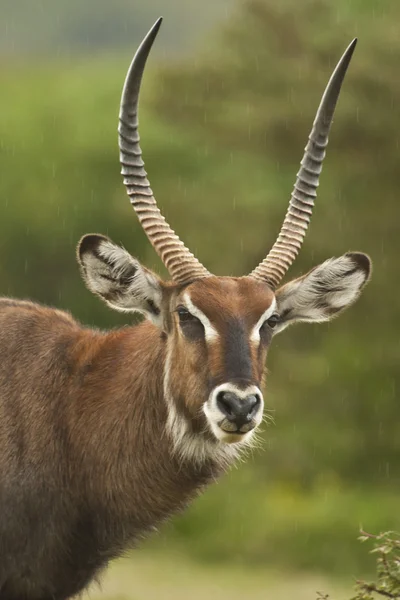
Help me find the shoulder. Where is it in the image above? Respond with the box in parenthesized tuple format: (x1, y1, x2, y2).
(0, 297, 79, 329)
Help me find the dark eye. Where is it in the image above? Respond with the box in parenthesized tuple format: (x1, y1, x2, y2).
(266, 313, 281, 329)
(176, 306, 199, 324)
(176, 305, 204, 341)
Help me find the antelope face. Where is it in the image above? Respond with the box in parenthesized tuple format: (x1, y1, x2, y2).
(170, 277, 275, 444)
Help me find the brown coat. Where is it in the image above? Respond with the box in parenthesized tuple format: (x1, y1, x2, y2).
(0, 299, 224, 600)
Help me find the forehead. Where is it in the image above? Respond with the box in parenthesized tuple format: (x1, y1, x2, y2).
(180, 276, 275, 322)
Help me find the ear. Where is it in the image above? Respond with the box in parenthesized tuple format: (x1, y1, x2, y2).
(77, 234, 164, 325)
(274, 252, 371, 333)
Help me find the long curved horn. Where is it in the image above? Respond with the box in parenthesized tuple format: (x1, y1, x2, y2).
(119, 18, 211, 284)
(250, 39, 357, 288)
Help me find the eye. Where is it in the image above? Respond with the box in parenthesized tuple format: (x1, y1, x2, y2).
(265, 313, 281, 329)
(176, 306, 200, 324)
(176, 305, 204, 341)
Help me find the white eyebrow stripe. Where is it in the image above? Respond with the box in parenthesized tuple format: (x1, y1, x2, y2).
(250, 297, 277, 343)
(183, 293, 219, 342)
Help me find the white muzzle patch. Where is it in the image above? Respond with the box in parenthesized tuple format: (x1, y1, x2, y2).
(203, 383, 264, 444)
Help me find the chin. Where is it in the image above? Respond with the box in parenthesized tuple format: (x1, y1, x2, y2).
(209, 423, 256, 445)
(220, 431, 254, 445)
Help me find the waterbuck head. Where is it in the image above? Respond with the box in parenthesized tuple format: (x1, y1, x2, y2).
(78, 19, 371, 451)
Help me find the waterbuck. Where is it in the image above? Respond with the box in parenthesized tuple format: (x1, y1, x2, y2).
(0, 18, 371, 600)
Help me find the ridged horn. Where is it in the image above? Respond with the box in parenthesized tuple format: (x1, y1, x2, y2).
(250, 39, 357, 288)
(118, 18, 211, 284)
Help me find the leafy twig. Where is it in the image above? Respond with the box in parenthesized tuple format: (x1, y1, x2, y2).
(317, 531, 400, 600)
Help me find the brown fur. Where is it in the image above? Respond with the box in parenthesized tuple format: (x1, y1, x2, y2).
(0, 277, 274, 600)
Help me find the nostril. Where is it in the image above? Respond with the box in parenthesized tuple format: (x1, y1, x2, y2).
(216, 391, 236, 418)
(245, 394, 261, 418)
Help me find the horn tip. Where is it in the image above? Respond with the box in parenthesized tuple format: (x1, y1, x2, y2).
(154, 16, 163, 30)
(143, 17, 163, 46)
(348, 38, 357, 51)
(146, 17, 163, 41)
(344, 38, 357, 60)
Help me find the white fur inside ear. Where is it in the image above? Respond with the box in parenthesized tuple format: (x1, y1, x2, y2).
(80, 238, 163, 323)
(275, 254, 370, 331)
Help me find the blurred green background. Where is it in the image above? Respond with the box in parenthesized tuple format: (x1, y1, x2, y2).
(1, 0, 399, 598)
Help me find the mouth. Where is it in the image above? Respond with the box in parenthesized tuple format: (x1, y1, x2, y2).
(218, 418, 256, 435)
(214, 419, 257, 445)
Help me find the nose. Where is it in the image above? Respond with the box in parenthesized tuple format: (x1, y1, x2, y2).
(216, 390, 261, 430)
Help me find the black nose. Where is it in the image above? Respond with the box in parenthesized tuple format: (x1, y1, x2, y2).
(216, 391, 261, 428)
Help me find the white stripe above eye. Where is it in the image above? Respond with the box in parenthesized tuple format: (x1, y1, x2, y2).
(250, 297, 277, 343)
(182, 293, 218, 342)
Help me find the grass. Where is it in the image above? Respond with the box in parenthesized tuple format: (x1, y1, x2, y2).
(86, 549, 352, 600)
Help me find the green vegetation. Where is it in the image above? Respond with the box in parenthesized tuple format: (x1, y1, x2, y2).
(0, 0, 399, 586)
(350, 532, 400, 600)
